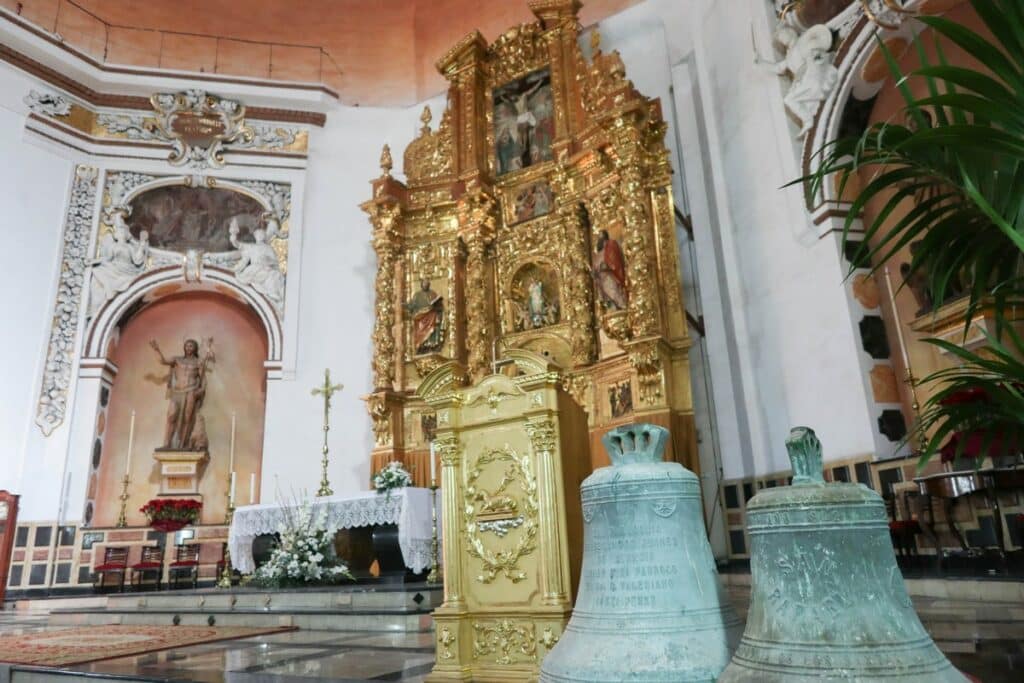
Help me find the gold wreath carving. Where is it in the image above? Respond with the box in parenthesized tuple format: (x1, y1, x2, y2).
(464, 446, 539, 583)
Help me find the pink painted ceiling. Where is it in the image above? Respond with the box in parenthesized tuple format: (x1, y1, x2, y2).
(22, 0, 642, 105)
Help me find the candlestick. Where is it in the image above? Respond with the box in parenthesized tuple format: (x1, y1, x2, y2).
(115, 474, 130, 528)
(229, 471, 236, 502)
(430, 441, 436, 483)
(125, 410, 136, 476)
(217, 467, 235, 588)
(249, 473, 256, 504)
(229, 412, 236, 472)
(426, 479, 442, 585)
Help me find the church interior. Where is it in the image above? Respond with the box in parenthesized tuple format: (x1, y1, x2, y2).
(0, 0, 1022, 680)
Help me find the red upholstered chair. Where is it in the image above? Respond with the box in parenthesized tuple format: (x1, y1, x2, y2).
(129, 546, 164, 591)
(93, 546, 129, 593)
(168, 544, 200, 589)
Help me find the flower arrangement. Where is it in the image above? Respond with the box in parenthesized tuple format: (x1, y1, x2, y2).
(373, 461, 413, 494)
(253, 498, 353, 588)
(140, 498, 202, 532)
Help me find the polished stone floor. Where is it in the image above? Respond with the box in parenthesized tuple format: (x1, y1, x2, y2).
(0, 586, 1021, 682)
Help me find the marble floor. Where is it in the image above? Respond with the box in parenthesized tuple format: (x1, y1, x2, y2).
(0, 586, 1021, 682)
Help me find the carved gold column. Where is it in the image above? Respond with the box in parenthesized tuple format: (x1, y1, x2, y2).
(368, 203, 402, 390)
(525, 416, 569, 607)
(552, 164, 596, 365)
(457, 181, 498, 380)
(609, 113, 661, 340)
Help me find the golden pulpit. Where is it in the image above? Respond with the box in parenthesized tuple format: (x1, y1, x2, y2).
(420, 351, 587, 681)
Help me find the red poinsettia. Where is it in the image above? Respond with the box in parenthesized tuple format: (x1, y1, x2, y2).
(140, 498, 202, 532)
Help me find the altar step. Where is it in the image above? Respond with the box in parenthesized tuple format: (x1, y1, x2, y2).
(36, 583, 442, 633)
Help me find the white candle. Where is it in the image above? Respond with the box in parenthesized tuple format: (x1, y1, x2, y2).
(249, 473, 256, 504)
(884, 267, 912, 371)
(229, 471, 236, 502)
(125, 410, 136, 476)
(229, 412, 236, 471)
(430, 441, 436, 484)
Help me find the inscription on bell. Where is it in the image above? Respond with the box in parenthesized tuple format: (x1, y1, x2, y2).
(540, 423, 741, 682)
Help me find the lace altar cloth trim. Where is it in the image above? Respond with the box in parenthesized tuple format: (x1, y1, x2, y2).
(228, 488, 440, 574)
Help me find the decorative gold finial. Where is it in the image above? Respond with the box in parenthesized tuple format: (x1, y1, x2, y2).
(379, 144, 393, 178)
(590, 28, 601, 53)
(420, 106, 433, 134)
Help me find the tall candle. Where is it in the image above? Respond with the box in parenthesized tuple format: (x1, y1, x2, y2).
(249, 473, 256, 504)
(230, 471, 236, 502)
(884, 266, 912, 371)
(125, 410, 136, 476)
(430, 441, 436, 484)
(229, 412, 236, 471)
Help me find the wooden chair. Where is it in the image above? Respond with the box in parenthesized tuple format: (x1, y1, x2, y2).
(93, 546, 129, 593)
(129, 546, 164, 591)
(168, 544, 200, 589)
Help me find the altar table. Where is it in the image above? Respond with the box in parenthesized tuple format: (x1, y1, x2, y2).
(228, 488, 440, 575)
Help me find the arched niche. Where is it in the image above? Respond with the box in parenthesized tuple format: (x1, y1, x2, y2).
(83, 286, 270, 528)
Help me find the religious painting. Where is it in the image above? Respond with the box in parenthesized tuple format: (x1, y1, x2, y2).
(608, 379, 633, 419)
(508, 263, 560, 333)
(128, 185, 265, 253)
(421, 413, 437, 443)
(592, 227, 628, 311)
(406, 278, 445, 355)
(511, 181, 554, 224)
(494, 67, 554, 176)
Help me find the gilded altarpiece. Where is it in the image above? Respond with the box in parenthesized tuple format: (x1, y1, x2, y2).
(362, 0, 694, 475)
(361, 1, 694, 676)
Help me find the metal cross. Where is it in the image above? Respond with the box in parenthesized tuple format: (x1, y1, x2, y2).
(312, 368, 343, 496)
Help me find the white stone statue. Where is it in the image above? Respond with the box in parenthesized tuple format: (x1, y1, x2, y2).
(88, 211, 149, 317)
(764, 24, 839, 139)
(229, 215, 285, 315)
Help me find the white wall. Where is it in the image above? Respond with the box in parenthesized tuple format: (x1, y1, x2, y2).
(0, 66, 74, 519)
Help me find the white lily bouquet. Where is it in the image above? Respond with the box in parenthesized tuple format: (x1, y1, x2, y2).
(254, 498, 353, 587)
(373, 460, 413, 494)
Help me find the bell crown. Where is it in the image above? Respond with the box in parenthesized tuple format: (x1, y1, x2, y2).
(786, 426, 825, 485)
(601, 423, 669, 466)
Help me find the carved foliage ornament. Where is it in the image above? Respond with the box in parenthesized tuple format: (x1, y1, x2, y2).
(465, 446, 539, 583)
(37, 166, 99, 435)
(472, 619, 537, 665)
(150, 90, 254, 169)
(404, 106, 454, 186)
(24, 89, 72, 117)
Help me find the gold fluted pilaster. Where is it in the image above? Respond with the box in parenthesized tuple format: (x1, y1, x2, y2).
(525, 416, 569, 607)
(435, 432, 465, 609)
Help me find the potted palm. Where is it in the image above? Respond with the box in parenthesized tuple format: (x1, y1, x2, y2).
(804, 0, 1024, 467)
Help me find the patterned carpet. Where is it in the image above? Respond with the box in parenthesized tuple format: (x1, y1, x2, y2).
(0, 624, 296, 665)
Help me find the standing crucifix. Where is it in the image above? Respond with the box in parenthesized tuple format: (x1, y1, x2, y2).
(312, 368, 343, 497)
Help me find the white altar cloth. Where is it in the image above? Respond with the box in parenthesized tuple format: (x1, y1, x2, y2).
(228, 488, 440, 574)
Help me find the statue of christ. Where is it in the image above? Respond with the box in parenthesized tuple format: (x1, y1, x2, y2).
(149, 337, 214, 451)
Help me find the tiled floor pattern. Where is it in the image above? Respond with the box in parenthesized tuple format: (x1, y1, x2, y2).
(0, 586, 1020, 681)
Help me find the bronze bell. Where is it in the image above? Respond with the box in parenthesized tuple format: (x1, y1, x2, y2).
(718, 427, 967, 682)
(540, 423, 741, 682)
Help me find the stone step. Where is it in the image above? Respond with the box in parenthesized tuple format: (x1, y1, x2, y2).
(102, 586, 441, 612)
(47, 606, 434, 632)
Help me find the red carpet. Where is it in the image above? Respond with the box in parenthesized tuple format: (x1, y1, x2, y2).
(0, 624, 295, 665)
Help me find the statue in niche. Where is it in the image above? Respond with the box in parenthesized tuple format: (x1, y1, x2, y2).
(406, 278, 444, 354)
(593, 229, 629, 310)
(763, 25, 839, 138)
(149, 337, 215, 451)
(88, 212, 149, 317)
(511, 268, 560, 332)
(229, 215, 285, 315)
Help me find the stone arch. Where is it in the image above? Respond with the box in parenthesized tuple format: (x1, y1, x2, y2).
(82, 266, 283, 370)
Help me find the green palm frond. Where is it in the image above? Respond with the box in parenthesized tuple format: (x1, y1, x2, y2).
(802, 0, 1024, 328)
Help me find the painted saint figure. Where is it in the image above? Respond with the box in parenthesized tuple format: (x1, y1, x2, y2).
(230, 215, 285, 315)
(406, 279, 444, 354)
(88, 212, 149, 317)
(593, 229, 629, 310)
(150, 337, 215, 451)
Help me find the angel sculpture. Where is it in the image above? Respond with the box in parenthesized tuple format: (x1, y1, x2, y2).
(88, 211, 149, 317)
(762, 24, 839, 139)
(229, 214, 285, 315)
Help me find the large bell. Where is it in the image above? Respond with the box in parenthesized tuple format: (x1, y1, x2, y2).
(718, 427, 967, 682)
(540, 423, 742, 682)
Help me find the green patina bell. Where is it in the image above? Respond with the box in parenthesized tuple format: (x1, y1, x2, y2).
(718, 427, 967, 682)
(540, 423, 741, 682)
